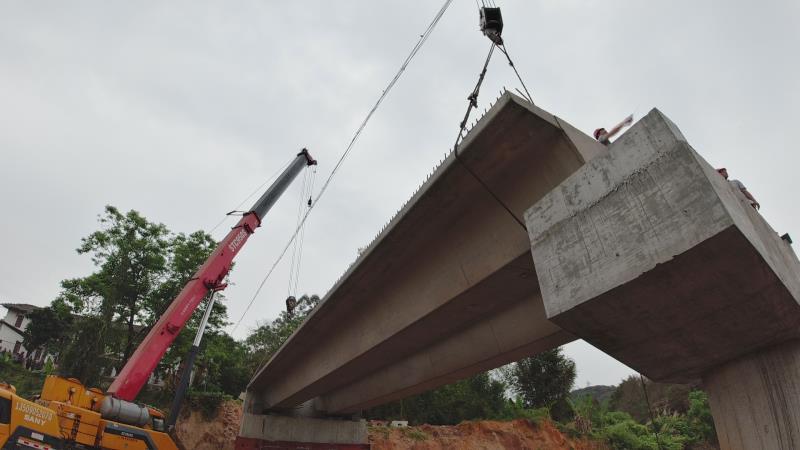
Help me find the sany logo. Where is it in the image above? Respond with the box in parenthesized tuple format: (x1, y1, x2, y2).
(16, 401, 54, 426)
(228, 229, 248, 253)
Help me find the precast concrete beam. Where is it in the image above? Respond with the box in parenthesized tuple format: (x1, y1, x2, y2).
(525, 107, 800, 383)
(246, 92, 605, 413)
(319, 255, 575, 414)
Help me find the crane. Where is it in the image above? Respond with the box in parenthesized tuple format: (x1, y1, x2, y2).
(0, 149, 316, 450)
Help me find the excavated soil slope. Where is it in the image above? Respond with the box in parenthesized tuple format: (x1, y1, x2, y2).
(175, 401, 606, 449)
(370, 420, 607, 450)
(175, 400, 242, 450)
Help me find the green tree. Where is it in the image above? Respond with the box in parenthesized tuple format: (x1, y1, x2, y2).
(26, 206, 232, 389)
(22, 305, 73, 360)
(609, 375, 691, 422)
(191, 333, 251, 397)
(245, 294, 320, 372)
(506, 348, 576, 411)
(367, 372, 511, 425)
(66, 205, 171, 370)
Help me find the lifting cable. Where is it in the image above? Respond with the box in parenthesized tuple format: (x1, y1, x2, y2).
(208, 156, 295, 235)
(496, 43, 534, 105)
(230, 0, 455, 334)
(451, 2, 536, 231)
(287, 166, 316, 297)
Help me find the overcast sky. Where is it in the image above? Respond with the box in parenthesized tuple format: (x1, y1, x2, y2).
(2, 1, 798, 388)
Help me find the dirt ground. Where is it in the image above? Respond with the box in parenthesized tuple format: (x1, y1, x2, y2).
(369, 419, 608, 450)
(174, 400, 242, 450)
(175, 401, 606, 449)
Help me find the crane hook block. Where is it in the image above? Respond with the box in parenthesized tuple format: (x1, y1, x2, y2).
(479, 7, 503, 45)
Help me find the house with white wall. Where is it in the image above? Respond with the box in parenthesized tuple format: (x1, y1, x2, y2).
(0, 303, 45, 362)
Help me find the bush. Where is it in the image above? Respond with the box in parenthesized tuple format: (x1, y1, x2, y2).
(186, 391, 231, 419)
(500, 398, 550, 425)
(0, 358, 46, 399)
(564, 389, 717, 450)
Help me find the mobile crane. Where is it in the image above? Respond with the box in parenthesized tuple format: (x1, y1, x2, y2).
(0, 149, 317, 449)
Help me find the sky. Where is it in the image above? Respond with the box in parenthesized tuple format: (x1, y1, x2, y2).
(1, 1, 798, 389)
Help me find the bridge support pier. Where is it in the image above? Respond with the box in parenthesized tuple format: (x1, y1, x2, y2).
(234, 413, 368, 450)
(526, 108, 800, 449)
(703, 339, 800, 450)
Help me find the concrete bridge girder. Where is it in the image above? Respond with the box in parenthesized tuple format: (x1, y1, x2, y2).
(246, 93, 604, 415)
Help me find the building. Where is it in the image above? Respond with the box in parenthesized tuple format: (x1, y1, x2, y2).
(0, 303, 42, 361)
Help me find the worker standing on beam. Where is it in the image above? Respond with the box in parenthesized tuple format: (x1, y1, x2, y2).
(594, 114, 634, 146)
(717, 167, 760, 210)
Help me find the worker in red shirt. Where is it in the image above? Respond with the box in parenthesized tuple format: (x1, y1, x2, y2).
(717, 168, 760, 210)
(594, 114, 634, 146)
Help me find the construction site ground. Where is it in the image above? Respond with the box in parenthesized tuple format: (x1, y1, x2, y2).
(174, 401, 607, 450)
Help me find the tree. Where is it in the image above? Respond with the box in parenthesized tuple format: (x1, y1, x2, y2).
(506, 348, 576, 411)
(26, 205, 231, 388)
(66, 205, 171, 369)
(22, 305, 73, 360)
(367, 372, 511, 425)
(245, 294, 320, 372)
(192, 333, 251, 397)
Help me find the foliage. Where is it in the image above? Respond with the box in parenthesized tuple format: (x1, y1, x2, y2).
(56, 316, 109, 386)
(401, 428, 429, 441)
(22, 306, 73, 358)
(25, 206, 229, 388)
(566, 385, 718, 450)
(244, 294, 320, 373)
(499, 397, 550, 424)
(0, 358, 46, 399)
(685, 390, 717, 444)
(186, 391, 232, 420)
(504, 348, 576, 415)
(609, 375, 691, 422)
(192, 332, 251, 397)
(367, 372, 514, 426)
(570, 385, 616, 404)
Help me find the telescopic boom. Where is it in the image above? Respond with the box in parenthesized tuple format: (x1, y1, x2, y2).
(107, 149, 317, 401)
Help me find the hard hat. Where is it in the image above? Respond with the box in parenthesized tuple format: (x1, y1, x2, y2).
(717, 168, 727, 173)
(593, 128, 605, 139)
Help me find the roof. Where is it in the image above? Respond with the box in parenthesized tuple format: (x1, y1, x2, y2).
(1, 303, 39, 314)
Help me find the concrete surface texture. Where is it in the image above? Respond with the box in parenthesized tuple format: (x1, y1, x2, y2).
(525, 107, 800, 383)
(704, 339, 800, 450)
(244, 92, 606, 417)
(237, 414, 368, 445)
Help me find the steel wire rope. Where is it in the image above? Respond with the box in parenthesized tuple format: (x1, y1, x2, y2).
(208, 156, 295, 235)
(287, 167, 310, 296)
(291, 168, 316, 296)
(230, 0, 455, 335)
(496, 43, 534, 104)
(451, 43, 526, 230)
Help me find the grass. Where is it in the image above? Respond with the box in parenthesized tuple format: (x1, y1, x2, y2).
(0, 358, 46, 399)
(401, 427, 429, 441)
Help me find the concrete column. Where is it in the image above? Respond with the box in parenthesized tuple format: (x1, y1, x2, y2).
(704, 339, 800, 450)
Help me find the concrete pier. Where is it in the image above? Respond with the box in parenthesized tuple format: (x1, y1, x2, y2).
(704, 339, 800, 450)
(526, 108, 800, 448)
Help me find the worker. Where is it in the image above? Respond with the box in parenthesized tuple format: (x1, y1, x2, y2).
(286, 296, 297, 317)
(717, 168, 760, 210)
(594, 114, 634, 146)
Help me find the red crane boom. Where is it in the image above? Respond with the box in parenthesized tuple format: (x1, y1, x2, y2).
(107, 149, 316, 401)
